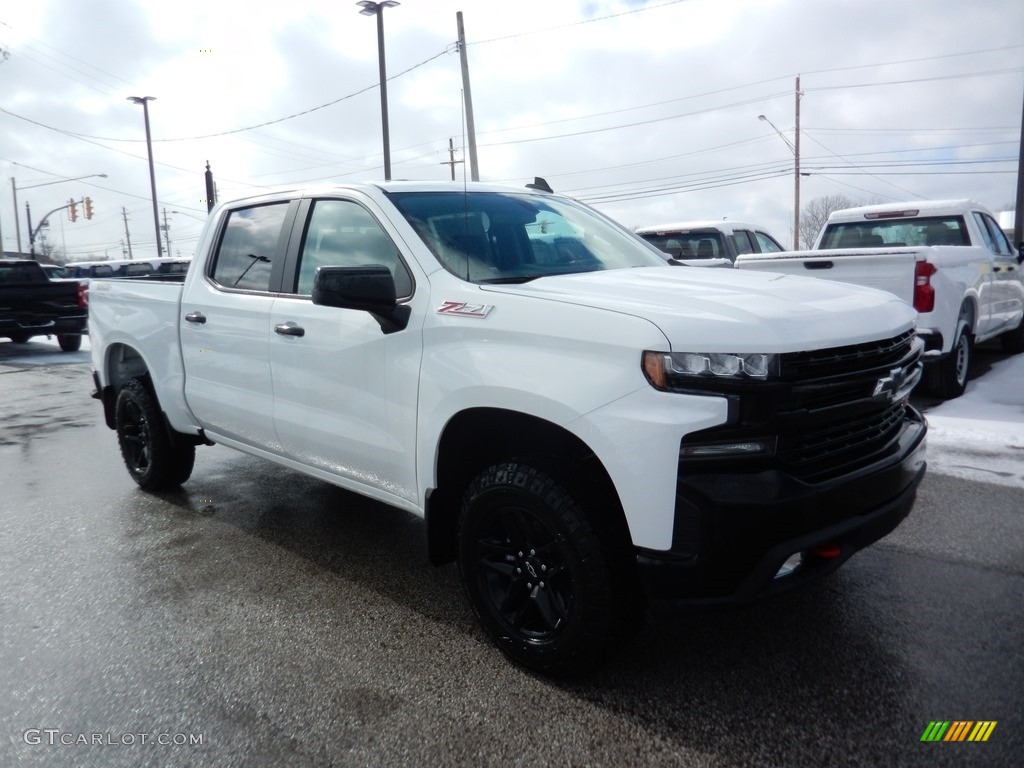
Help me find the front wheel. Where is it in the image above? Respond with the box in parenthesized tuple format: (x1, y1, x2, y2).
(57, 334, 82, 352)
(116, 378, 195, 490)
(457, 462, 639, 676)
(924, 322, 972, 400)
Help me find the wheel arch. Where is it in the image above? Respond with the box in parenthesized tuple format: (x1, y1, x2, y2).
(425, 408, 632, 567)
(959, 296, 977, 334)
(99, 343, 153, 429)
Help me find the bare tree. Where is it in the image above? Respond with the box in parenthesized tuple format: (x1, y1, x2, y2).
(799, 194, 856, 249)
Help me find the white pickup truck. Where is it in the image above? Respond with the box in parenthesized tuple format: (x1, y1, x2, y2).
(90, 181, 927, 675)
(735, 200, 1024, 399)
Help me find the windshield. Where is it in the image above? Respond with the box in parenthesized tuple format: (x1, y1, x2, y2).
(385, 190, 666, 283)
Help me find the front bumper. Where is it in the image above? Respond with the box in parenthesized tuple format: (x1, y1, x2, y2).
(636, 406, 926, 609)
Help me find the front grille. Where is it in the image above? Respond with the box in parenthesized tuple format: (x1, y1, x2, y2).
(777, 403, 907, 483)
(780, 330, 916, 380)
(681, 331, 922, 484)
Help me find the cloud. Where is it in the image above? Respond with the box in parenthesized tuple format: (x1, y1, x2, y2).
(1, 0, 1021, 258)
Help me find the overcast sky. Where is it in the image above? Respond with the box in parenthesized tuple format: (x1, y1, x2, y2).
(2, 0, 1022, 260)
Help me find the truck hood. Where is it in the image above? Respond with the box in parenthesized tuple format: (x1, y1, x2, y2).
(482, 267, 916, 352)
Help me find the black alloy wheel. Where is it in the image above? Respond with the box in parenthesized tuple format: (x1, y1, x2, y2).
(458, 462, 635, 676)
(115, 378, 195, 490)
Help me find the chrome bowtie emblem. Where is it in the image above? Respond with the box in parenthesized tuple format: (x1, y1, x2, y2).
(873, 366, 907, 401)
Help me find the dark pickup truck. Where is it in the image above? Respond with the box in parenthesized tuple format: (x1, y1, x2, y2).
(0, 260, 88, 351)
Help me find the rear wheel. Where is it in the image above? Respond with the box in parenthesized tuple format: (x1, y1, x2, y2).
(925, 320, 972, 400)
(116, 378, 195, 490)
(9, 331, 30, 344)
(457, 462, 640, 676)
(57, 334, 82, 352)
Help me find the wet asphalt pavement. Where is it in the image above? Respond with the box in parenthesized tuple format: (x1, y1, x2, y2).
(1, 343, 1021, 767)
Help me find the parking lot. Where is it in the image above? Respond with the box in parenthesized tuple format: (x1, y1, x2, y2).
(1, 342, 1021, 767)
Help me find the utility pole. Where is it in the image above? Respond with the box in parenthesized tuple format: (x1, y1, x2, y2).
(121, 207, 134, 259)
(457, 11, 479, 181)
(440, 138, 464, 181)
(794, 75, 802, 249)
(161, 208, 172, 257)
(11, 178, 22, 253)
(1014, 78, 1024, 248)
(25, 202, 33, 255)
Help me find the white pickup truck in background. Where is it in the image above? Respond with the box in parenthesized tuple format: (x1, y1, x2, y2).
(635, 220, 787, 267)
(89, 181, 927, 675)
(735, 200, 1024, 398)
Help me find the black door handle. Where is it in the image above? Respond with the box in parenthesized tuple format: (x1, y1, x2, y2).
(804, 261, 834, 270)
(185, 311, 207, 324)
(274, 322, 305, 337)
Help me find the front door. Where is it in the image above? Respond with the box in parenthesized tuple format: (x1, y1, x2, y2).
(269, 196, 423, 506)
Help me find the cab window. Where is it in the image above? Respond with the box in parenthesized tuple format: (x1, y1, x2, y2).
(754, 231, 785, 252)
(209, 202, 290, 291)
(732, 230, 755, 255)
(294, 199, 413, 297)
(973, 212, 1012, 256)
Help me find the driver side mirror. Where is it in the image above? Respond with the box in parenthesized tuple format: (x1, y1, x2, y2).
(312, 264, 411, 334)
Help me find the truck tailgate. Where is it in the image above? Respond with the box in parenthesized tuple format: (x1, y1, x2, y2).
(735, 248, 920, 304)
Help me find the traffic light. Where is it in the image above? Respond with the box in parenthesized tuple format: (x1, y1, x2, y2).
(83, 197, 94, 220)
(68, 199, 78, 222)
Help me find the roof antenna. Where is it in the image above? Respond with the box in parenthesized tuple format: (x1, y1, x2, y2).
(526, 177, 553, 193)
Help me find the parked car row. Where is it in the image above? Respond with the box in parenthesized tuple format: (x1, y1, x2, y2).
(64, 257, 192, 280)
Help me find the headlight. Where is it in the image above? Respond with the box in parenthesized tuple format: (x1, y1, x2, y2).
(642, 350, 779, 390)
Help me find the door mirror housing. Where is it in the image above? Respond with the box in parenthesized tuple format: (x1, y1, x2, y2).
(312, 264, 410, 334)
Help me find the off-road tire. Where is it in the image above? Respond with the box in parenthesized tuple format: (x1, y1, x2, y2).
(457, 462, 639, 676)
(116, 378, 195, 490)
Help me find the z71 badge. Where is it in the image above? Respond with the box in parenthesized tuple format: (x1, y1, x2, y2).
(437, 300, 493, 318)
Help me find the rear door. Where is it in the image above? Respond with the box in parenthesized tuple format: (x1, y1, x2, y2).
(268, 195, 424, 506)
(973, 210, 1024, 333)
(181, 200, 296, 453)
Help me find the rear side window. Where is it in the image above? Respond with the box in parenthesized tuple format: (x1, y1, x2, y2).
(210, 202, 290, 291)
(973, 212, 1012, 256)
(754, 231, 785, 252)
(732, 230, 755, 255)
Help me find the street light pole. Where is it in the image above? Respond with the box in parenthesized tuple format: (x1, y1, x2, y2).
(357, 1, 400, 181)
(127, 96, 163, 257)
